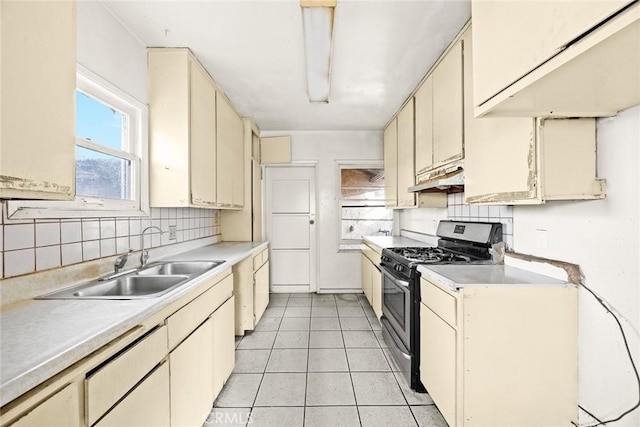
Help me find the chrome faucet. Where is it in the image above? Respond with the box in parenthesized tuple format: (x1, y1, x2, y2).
(140, 226, 163, 267)
(114, 249, 133, 273)
(378, 229, 391, 236)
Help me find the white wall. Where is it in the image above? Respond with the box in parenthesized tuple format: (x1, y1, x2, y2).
(262, 130, 383, 292)
(513, 105, 639, 426)
(77, 1, 147, 103)
(399, 105, 640, 425)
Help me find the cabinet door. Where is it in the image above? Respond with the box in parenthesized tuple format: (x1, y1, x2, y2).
(148, 49, 191, 207)
(190, 60, 217, 207)
(10, 383, 81, 427)
(212, 297, 236, 399)
(433, 41, 463, 167)
(361, 253, 372, 304)
(421, 304, 456, 427)
(170, 319, 214, 427)
(472, 0, 631, 107)
(0, 0, 76, 200)
(414, 76, 433, 175)
(397, 100, 416, 208)
(217, 94, 243, 207)
(254, 262, 270, 325)
(462, 29, 539, 205)
(371, 265, 382, 319)
(95, 363, 170, 427)
(383, 119, 398, 208)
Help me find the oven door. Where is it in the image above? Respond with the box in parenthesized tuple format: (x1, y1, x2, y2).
(381, 266, 412, 349)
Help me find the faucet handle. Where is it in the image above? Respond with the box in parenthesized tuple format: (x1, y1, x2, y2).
(114, 249, 133, 272)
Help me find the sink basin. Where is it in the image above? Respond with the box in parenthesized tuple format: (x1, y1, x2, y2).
(137, 261, 224, 276)
(37, 275, 190, 300)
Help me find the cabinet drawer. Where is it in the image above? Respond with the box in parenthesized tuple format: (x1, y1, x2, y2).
(253, 249, 268, 270)
(9, 383, 80, 427)
(94, 362, 170, 427)
(86, 326, 168, 425)
(361, 243, 381, 266)
(167, 274, 233, 349)
(421, 278, 457, 327)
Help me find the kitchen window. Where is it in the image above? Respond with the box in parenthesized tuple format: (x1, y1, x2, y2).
(7, 66, 149, 218)
(338, 164, 393, 250)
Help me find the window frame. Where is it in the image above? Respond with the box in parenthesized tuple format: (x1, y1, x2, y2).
(7, 65, 149, 219)
(336, 161, 390, 251)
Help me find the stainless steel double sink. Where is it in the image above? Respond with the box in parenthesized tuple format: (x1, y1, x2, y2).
(37, 261, 225, 300)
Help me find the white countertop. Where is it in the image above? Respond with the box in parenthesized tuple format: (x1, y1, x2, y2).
(0, 241, 267, 407)
(362, 235, 435, 250)
(417, 264, 572, 290)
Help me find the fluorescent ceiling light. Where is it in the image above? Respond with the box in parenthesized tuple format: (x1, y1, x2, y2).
(301, 1, 335, 103)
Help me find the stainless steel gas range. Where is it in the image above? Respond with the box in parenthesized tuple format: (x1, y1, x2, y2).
(380, 221, 503, 392)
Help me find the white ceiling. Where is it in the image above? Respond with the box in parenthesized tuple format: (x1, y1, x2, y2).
(103, 0, 470, 131)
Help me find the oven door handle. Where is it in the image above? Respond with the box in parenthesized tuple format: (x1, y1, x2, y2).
(381, 267, 410, 288)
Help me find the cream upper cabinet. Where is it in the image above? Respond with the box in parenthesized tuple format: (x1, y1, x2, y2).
(472, 0, 639, 117)
(397, 100, 417, 208)
(383, 118, 398, 208)
(221, 119, 262, 241)
(414, 76, 434, 176)
(0, 0, 76, 200)
(190, 60, 218, 207)
(148, 49, 211, 207)
(432, 40, 463, 167)
(149, 48, 243, 209)
(216, 93, 244, 208)
(261, 136, 292, 164)
(462, 28, 605, 205)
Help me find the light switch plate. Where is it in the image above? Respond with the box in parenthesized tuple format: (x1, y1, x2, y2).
(169, 225, 177, 240)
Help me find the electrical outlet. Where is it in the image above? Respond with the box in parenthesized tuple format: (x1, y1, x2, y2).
(169, 225, 177, 240)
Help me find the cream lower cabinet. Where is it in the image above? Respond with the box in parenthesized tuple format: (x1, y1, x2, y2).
(361, 253, 372, 303)
(9, 383, 81, 427)
(170, 319, 215, 427)
(361, 242, 382, 319)
(212, 297, 236, 398)
(0, 0, 76, 200)
(419, 276, 578, 426)
(254, 261, 270, 324)
(234, 247, 270, 335)
(95, 363, 170, 427)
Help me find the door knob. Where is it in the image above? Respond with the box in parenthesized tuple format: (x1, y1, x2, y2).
(309, 219, 315, 225)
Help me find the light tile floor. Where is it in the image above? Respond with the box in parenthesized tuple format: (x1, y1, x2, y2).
(205, 293, 447, 427)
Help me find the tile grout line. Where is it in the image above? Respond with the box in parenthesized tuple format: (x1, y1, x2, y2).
(336, 296, 364, 427)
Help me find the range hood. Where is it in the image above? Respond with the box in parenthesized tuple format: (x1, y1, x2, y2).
(409, 168, 464, 193)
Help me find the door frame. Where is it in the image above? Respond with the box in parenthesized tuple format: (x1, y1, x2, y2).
(263, 162, 319, 293)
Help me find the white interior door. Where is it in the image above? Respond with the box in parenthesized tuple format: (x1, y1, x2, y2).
(265, 166, 317, 293)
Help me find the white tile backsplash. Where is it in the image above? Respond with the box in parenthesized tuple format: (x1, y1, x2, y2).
(36, 246, 61, 271)
(100, 219, 116, 239)
(100, 239, 116, 258)
(82, 220, 100, 241)
(35, 222, 61, 247)
(0, 203, 221, 279)
(4, 224, 35, 251)
(115, 219, 129, 237)
(62, 243, 83, 266)
(61, 221, 82, 244)
(4, 249, 35, 277)
(82, 240, 101, 261)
